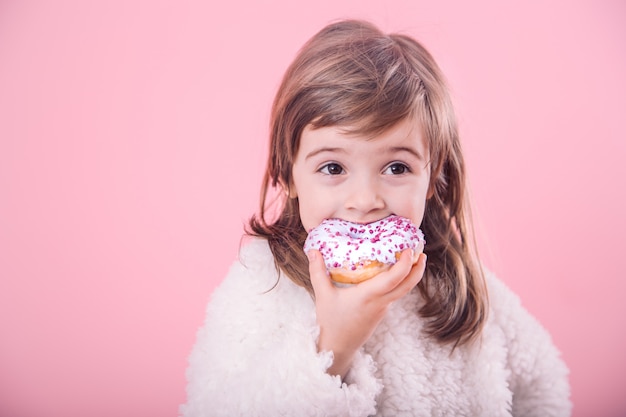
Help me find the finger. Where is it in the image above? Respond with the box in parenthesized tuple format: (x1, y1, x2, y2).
(307, 250, 333, 298)
(361, 249, 415, 294)
(384, 252, 427, 302)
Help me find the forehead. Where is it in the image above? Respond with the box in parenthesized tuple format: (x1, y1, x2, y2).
(299, 117, 428, 156)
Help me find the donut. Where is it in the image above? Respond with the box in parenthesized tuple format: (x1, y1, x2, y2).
(303, 215, 425, 284)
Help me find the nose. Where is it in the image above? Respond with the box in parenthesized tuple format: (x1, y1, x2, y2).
(344, 175, 385, 215)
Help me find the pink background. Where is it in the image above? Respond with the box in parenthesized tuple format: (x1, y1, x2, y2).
(1, 0, 624, 416)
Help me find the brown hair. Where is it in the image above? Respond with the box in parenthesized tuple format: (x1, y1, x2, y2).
(248, 19, 488, 347)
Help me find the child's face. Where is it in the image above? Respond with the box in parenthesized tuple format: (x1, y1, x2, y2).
(291, 118, 431, 231)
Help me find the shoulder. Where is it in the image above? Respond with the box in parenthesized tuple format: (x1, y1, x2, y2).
(482, 268, 553, 340)
(237, 236, 275, 270)
(482, 268, 549, 343)
(483, 269, 523, 317)
(211, 237, 282, 297)
(481, 267, 564, 374)
(206, 237, 313, 321)
(233, 236, 277, 281)
(190, 237, 317, 364)
(482, 269, 572, 415)
(183, 238, 382, 416)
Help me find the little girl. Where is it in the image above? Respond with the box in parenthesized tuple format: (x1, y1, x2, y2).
(181, 20, 571, 416)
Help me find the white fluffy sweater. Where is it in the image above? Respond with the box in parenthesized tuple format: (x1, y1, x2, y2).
(181, 238, 571, 416)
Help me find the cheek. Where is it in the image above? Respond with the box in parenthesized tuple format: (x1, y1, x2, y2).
(297, 187, 340, 231)
(398, 187, 428, 227)
(297, 195, 323, 232)
(405, 202, 426, 227)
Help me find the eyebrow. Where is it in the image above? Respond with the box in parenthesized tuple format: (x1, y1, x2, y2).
(304, 147, 348, 160)
(305, 145, 424, 161)
(387, 146, 424, 161)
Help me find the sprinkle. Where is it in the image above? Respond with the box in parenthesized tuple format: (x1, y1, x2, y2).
(303, 215, 425, 272)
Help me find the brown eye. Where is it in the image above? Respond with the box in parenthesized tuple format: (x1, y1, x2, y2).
(320, 163, 344, 175)
(384, 163, 410, 175)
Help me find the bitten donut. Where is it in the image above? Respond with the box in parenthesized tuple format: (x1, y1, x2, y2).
(303, 215, 425, 284)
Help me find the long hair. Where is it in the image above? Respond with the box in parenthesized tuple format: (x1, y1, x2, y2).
(248, 19, 488, 347)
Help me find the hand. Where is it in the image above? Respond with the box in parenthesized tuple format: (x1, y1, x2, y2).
(307, 249, 427, 380)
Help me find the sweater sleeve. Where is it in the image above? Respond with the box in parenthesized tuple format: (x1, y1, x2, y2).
(486, 273, 572, 417)
(180, 239, 382, 417)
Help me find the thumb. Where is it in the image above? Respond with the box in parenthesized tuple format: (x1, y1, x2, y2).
(307, 250, 333, 297)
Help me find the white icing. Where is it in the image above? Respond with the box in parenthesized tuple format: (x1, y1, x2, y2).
(303, 215, 425, 271)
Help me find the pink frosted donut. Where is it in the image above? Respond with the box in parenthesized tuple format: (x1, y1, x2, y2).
(303, 215, 425, 284)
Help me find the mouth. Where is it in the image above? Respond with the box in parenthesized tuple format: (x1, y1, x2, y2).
(326, 214, 396, 226)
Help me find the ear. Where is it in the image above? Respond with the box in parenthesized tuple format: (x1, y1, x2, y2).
(279, 179, 298, 199)
(426, 174, 436, 199)
(426, 185, 435, 200)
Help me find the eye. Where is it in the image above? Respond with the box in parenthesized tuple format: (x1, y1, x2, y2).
(383, 162, 411, 175)
(319, 163, 345, 175)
